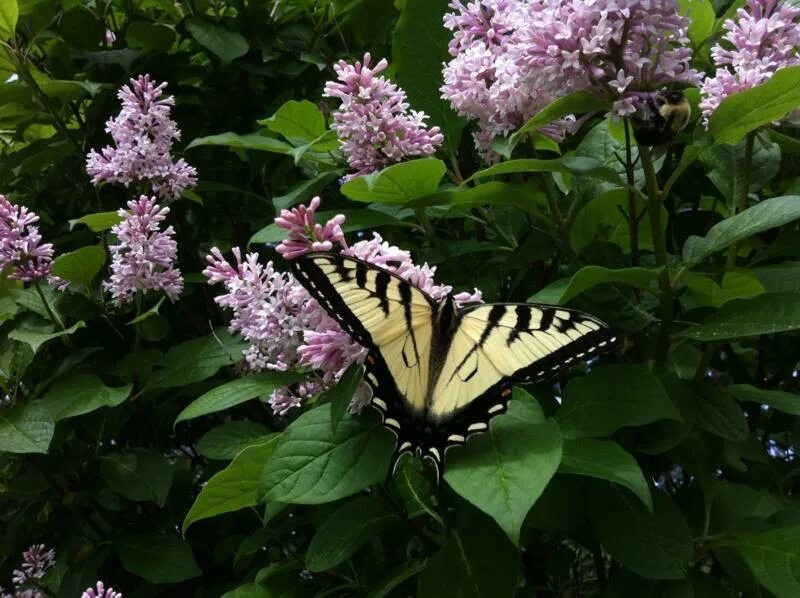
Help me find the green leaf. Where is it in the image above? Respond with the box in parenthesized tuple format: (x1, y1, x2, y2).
(148, 330, 246, 389)
(680, 270, 764, 308)
(100, 450, 174, 507)
(174, 371, 302, 426)
(115, 533, 201, 583)
(716, 526, 800, 598)
(69, 211, 122, 232)
(388, 457, 440, 522)
(183, 438, 278, 533)
(187, 132, 292, 154)
(197, 421, 273, 460)
(560, 438, 652, 511)
(306, 496, 397, 572)
(249, 209, 407, 245)
(273, 171, 343, 211)
(682, 196, 800, 266)
(710, 66, 800, 146)
(41, 374, 131, 421)
(727, 384, 800, 416)
(682, 293, 800, 340)
(327, 364, 363, 433)
(368, 560, 429, 598)
(392, 0, 465, 159)
(557, 364, 682, 439)
(465, 158, 570, 184)
(678, 0, 715, 47)
(51, 246, 106, 288)
(0, 401, 54, 454)
(571, 189, 665, 254)
(185, 16, 248, 63)
(340, 159, 447, 203)
(418, 503, 519, 598)
(125, 22, 176, 52)
(0, 0, 19, 40)
(444, 392, 562, 545)
(606, 568, 693, 598)
(693, 387, 748, 441)
(221, 585, 271, 598)
(410, 182, 544, 213)
(511, 90, 610, 146)
(529, 266, 661, 305)
(261, 404, 394, 504)
(593, 489, 693, 580)
(261, 100, 326, 143)
(127, 296, 165, 325)
(8, 321, 85, 354)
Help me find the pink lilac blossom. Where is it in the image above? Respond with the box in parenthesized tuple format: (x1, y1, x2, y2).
(441, 0, 700, 159)
(0, 195, 64, 287)
(323, 53, 444, 177)
(274, 196, 347, 259)
(104, 195, 183, 304)
(9, 544, 55, 590)
(699, 0, 800, 125)
(86, 75, 197, 199)
(82, 581, 122, 598)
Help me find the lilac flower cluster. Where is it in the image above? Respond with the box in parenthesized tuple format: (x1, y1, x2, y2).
(0, 544, 55, 597)
(323, 53, 444, 177)
(700, 0, 800, 124)
(82, 581, 122, 598)
(441, 0, 700, 159)
(86, 75, 197, 199)
(205, 197, 481, 415)
(0, 195, 54, 283)
(104, 195, 183, 305)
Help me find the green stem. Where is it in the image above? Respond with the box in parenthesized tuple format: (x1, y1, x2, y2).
(540, 174, 574, 258)
(623, 119, 640, 266)
(33, 281, 73, 347)
(413, 208, 435, 238)
(725, 132, 756, 270)
(639, 145, 672, 366)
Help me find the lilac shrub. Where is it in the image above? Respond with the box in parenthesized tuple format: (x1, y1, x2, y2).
(0, 195, 54, 283)
(323, 53, 444, 177)
(441, 0, 700, 159)
(86, 75, 197, 199)
(0, 544, 55, 598)
(700, 0, 800, 124)
(104, 195, 183, 304)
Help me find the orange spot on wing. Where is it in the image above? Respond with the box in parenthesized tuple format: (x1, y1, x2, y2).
(501, 388, 511, 397)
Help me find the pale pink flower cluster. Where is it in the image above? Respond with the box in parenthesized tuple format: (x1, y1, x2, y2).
(0, 544, 55, 597)
(86, 75, 197, 199)
(700, 0, 800, 124)
(441, 0, 700, 159)
(82, 581, 122, 598)
(206, 198, 481, 415)
(104, 195, 183, 304)
(323, 53, 444, 177)
(0, 195, 54, 283)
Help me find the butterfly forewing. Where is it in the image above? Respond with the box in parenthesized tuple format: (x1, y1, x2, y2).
(290, 254, 434, 414)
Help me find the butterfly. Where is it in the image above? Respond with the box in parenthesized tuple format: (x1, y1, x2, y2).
(290, 253, 617, 478)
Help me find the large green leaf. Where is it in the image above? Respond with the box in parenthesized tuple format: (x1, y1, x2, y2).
(0, 0, 19, 40)
(8, 321, 85, 354)
(183, 439, 278, 532)
(444, 391, 563, 545)
(261, 100, 326, 144)
(0, 401, 54, 454)
(186, 132, 292, 154)
(392, 0, 464, 159)
(411, 182, 544, 213)
(710, 66, 800, 146)
(418, 503, 519, 598)
(716, 526, 800, 598)
(327, 363, 363, 433)
(116, 533, 201, 583)
(678, 0, 714, 47)
(69, 211, 122, 232)
(197, 421, 273, 460)
(682, 293, 800, 340)
(558, 364, 681, 439)
(174, 371, 302, 425)
(593, 489, 693, 580)
(41, 374, 131, 421)
(340, 159, 446, 203)
(125, 22, 176, 52)
(389, 458, 440, 522)
(185, 16, 248, 62)
(50, 246, 106, 288)
(306, 496, 397, 572)
(683, 196, 800, 266)
(727, 384, 800, 416)
(511, 91, 610, 145)
(606, 568, 693, 598)
(260, 404, 394, 504)
(680, 270, 765, 308)
(148, 330, 246, 389)
(100, 450, 174, 507)
(529, 266, 661, 305)
(560, 438, 652, 510)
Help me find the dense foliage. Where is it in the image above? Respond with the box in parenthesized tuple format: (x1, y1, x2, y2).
(2, 0, 800, 596)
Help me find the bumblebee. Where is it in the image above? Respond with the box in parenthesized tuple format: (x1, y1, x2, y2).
(633, 90, 691, 146)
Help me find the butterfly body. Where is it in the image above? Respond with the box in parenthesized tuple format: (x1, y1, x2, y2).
(291, 253, 617, 477)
